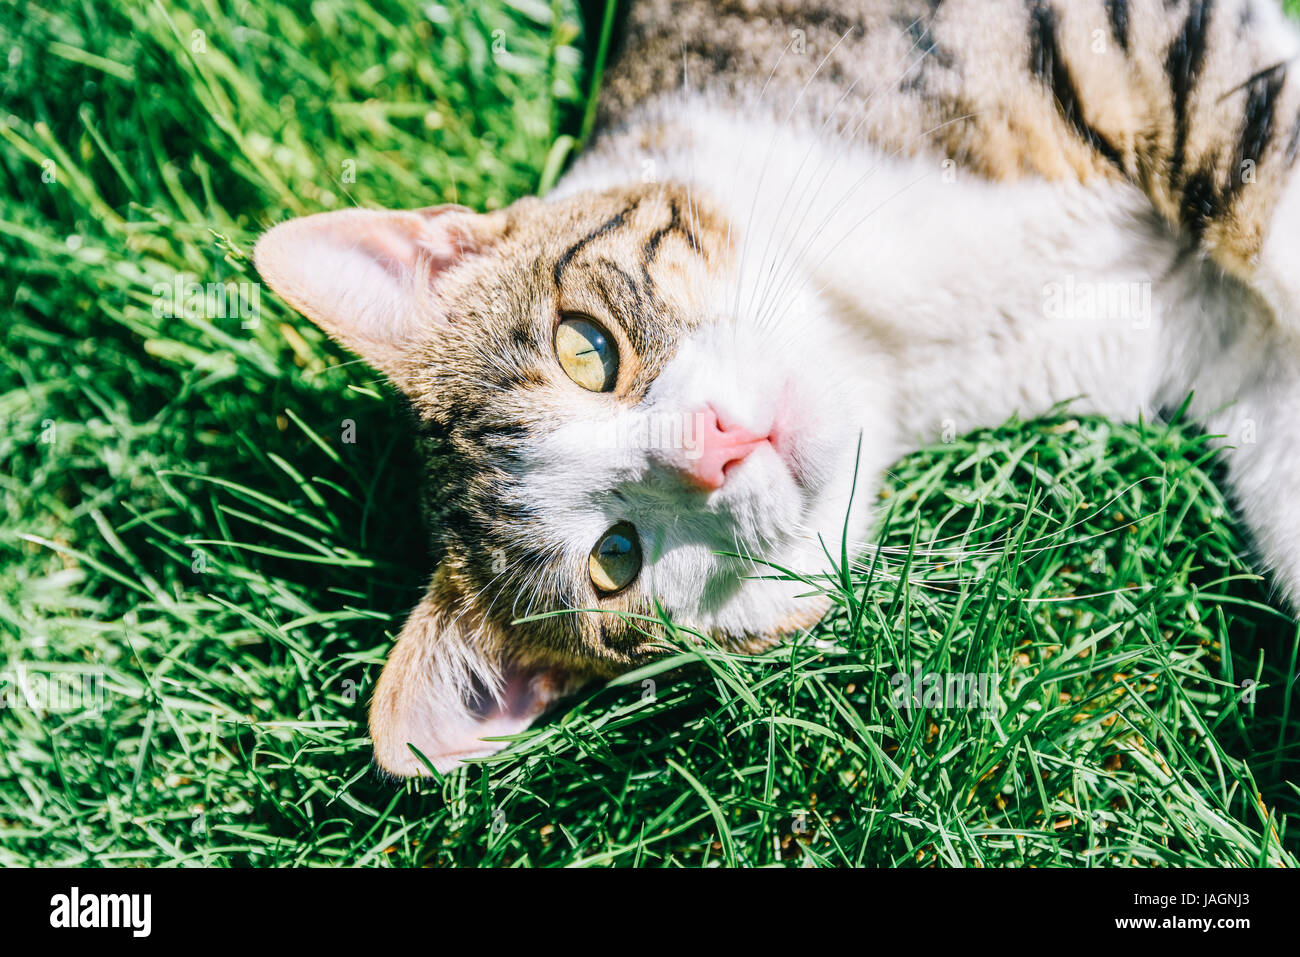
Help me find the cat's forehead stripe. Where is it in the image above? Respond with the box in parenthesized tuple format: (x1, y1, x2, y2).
(552, 200, 642, 288)
(639, 199, 702, 299)
(641, 199, 700, 263)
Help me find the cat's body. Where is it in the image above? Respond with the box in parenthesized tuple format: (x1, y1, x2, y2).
(254, 0, 1300, 776)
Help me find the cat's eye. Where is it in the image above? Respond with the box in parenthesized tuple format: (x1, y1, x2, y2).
(555, 314, 618, 392)
(588, 521, 641, 596)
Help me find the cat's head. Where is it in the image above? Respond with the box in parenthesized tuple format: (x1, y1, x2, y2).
(255, 184, 888, 776)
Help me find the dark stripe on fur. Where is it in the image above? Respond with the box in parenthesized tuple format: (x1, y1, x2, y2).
(1027, 2, 1124, 168)
(510, 326, 537, 352)
(553, 202, 638, 287)
(586, 267, 654, 357)
(1106, 0, 1130, 53)
(642, 200, 683, 266)
(639, 200, 696, 299)
(1166, 0, 1215, 189)
(598, 257, 650, 316)
(1180, 164, 1220, 239)
(1228, 65, 1285, 202)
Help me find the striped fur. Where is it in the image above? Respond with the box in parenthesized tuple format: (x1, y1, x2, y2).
(598, 0, 1300, 278)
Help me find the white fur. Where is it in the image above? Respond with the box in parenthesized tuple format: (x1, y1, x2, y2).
(548, 91, 1300, 626)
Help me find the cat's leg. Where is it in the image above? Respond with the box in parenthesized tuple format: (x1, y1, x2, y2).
(1165, 260, 1300, 604)
(1200, 348, 1300, 605)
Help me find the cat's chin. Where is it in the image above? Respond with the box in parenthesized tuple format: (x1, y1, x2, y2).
(707, 592, 833, 654)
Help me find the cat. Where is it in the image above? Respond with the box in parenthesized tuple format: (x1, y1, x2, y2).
(253, 0, 1300, 778)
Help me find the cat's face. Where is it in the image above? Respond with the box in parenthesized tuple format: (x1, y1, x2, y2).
(255, 184, 888, 776)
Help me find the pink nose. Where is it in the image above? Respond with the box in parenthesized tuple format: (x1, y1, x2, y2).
(681, 405, 768, 491)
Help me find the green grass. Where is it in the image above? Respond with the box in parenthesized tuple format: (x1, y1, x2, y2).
(1, 0, 1298, 867)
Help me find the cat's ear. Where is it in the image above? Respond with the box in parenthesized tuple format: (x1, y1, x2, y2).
(369, 569, 579, 777)
(253, 205, 505, 385)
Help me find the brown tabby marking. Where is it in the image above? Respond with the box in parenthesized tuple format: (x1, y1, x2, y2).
(595, 0, 1300, 280)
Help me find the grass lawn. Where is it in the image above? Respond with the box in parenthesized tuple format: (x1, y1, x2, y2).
(2, 0, 1298, 867)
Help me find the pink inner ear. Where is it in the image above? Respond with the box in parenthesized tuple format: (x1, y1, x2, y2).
(434, 664, 578, 766)
(467, 664, 557, 724)
(354, 230, 423, 279)
(320, 206, 479, 283)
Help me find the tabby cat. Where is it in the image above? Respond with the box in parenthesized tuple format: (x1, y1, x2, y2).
(254, 0, 1300, 777)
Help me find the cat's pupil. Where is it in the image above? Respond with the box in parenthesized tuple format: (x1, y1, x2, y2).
(600, 534, 630, 558)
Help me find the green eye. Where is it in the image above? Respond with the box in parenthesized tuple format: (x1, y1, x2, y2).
(588, 522, 641, 596)
(555, 315, 618, 392)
